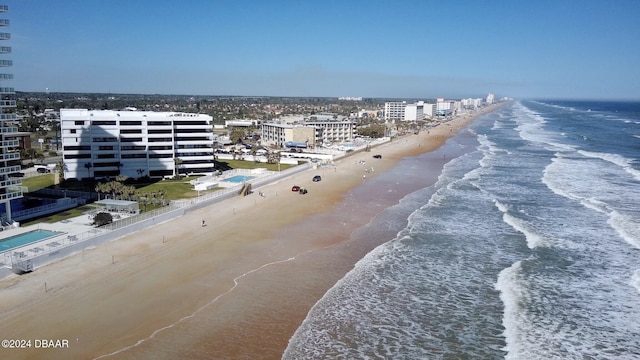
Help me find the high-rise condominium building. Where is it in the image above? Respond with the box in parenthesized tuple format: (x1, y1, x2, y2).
(0, 5, 22, 223)
(61, 109, 215, 180)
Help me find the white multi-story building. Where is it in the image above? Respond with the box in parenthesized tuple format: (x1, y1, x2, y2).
(435, 98, 455, 116)
(384, 101, 407, 121)
(261, 123, 318, 148)
(404, 101, 425, 121)
(0, 5, 22, 222)
(461, 98, 483, 109)
(61, 109, 215, 180)
(486, 93, 495, 105)
(304, 119, 357, 144)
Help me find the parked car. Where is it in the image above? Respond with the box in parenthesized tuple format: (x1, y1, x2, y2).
(299, 187, 308, 194)
(291, 185, 300, 192)
(37, 167, 51, 173)
(373, 154, 382, 159)
(312, 175, 321, 182)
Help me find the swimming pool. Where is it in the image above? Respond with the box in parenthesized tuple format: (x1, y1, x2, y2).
(224, 175, 255, 183)
(0, 230, 64, 253)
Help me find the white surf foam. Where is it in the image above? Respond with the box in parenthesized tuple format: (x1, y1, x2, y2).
(578, 149, 640, 182)
(631, 269, 640, 295)
(494, 201, 547, 249)
(495, 261, 528, 359)
(608, 211, 640, 249)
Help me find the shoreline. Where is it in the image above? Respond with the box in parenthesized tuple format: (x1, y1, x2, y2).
(0, 104, 503, 359)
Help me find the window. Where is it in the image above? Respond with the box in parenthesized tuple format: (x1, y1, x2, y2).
(92, 121, 117, 126)
(121, 153, 147, 159)
(74, 121, 85, 125)
(65, 154, 91, 159)
(120, 121, 142, 126)
(149, 153, 174, 158)
(95, 154, 115, 159)
(64, 145, 90, 151)
(120, 137, 143, 142)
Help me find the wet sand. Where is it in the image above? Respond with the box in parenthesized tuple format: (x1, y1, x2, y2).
(0, 105, 502, 359)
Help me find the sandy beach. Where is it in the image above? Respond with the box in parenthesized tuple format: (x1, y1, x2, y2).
(0, 105, 501, 359)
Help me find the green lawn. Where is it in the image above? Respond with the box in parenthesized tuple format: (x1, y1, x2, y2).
(132, 177, 221, 200)
(215, 159, 297, 172)
(21, 174, 56, 192)
(21, 162, 299, 202)
(20, 204, 99, 226)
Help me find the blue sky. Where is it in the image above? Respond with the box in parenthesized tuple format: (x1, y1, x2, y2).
(5, 0, 640, 100)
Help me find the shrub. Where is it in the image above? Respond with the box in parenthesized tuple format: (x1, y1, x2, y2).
(92, 212, 113, 227)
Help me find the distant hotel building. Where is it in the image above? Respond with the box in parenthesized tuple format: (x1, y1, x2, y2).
(384, 101, 406, 121)
(0, 4, 22, 223)
(261, 123, 318, 148)
(261, 117, 357, 148)
(61, 109, 215, 180)
(384, 101, 425, 121)
(304, 118, 357, 144)
(403, 101, 425, 121)
(486, 93, 495, 105)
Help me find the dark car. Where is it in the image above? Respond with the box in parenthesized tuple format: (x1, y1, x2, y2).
(312, 175, 321, 182)
(373, 154, 382, 159)
(292, 185, 300, 192)
(37, 167, 51, 173)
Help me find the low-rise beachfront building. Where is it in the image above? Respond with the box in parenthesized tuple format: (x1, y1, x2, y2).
(224, 119, 262, 127)
(261, 123, 319, 148)
(60, 109, 215, 180)
(304, 118, 358, 144)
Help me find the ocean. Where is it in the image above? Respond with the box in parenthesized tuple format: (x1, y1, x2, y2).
(283, 100, 640, 359)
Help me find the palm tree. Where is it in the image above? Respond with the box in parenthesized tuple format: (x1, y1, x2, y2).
(84, 162, 92, 179)
(173, 157, 183, 178)
(55, 160, 66, 182)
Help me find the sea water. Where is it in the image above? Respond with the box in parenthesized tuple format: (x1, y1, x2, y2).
(283, 100, 640, 359)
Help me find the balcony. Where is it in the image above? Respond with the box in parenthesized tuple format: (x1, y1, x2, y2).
(0, 100, 15, 107)
(0, 33, 9, 40)
(0, 113, 17, 121)
(1, 152, 19, 161)
(0, 46, 10, 54)
(1, 126, 17, 133)
(0, 165, 21, 174)
(0, 139, 18, 148)
(0, 87, 14, 94)
(0, 189, 23, 202)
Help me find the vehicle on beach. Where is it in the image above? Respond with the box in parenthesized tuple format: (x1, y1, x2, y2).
(298, 187, 308, 194)
(312, 175, 321, 182)
(292, 185, 300, 192)
(373, 154, 382, 159)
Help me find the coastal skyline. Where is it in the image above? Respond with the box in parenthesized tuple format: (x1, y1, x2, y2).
(6, 0, 640, 100)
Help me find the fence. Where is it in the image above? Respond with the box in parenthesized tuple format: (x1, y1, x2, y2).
(2, 163, 314, 276)
(12, 198, 79, 222)
(8, 206, 186, 273)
